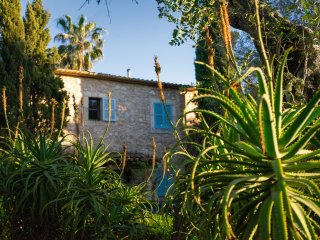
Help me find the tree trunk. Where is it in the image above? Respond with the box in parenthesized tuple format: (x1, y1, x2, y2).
(228, 0, 320, 99)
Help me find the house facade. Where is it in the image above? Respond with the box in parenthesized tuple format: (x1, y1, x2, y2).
(56, 69, 195, 160)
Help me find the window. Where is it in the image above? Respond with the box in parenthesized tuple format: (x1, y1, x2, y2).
(153, 102, 173, 129)
(89, 97, 101, 120)
(88, 97, 117, 121)
(102, 98, 117, 121)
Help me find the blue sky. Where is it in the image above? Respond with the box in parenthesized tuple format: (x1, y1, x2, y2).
(21, 0, 196, 85)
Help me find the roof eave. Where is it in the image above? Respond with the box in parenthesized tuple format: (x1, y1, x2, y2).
(55, 68, 186, 90)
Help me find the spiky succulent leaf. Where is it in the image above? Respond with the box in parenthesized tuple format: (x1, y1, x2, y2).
(274, 48, 292, 137)
(279, 90, 320, 148)
(259, 94, 279, 158)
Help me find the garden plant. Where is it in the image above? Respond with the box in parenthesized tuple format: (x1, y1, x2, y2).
(164, 1, 320, 239)
(0, 93, 171, 239)
(167, 48, 320, 239)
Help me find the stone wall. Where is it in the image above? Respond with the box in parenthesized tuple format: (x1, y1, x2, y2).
(58, 70, 194, 159)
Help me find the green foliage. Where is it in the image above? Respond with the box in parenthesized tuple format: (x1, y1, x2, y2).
(0, 0, 26, 124)
(0, 129, 163, 239)
(195, 23, 229, 124)
(24, 0, 50, 60)
(0, 130, 68, 239)
(157, 0, 320, 102)
(195, 26, 228, 88)
(54, 14, 104, 71)
(56, 135, 151, 239)
(23, 0, 67, 133)
(0, 0, 67, 134)
(166, 49, 320, 239)
(157, 0, 218, 45)
(276, 0, 320, 40)
(137, 213, 173, 240)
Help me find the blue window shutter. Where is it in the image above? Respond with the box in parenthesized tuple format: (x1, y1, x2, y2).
(154, 103, 163, 128)
(102, 97, 108, 121)
(102, 98, 117, 121)
(154, 102, 173, 129)
(111, 99, 117, 121)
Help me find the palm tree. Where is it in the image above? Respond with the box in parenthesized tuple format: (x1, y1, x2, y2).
(54, 15, 104, 71)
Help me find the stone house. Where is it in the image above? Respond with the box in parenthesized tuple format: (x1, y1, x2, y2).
(56, 69, 195, 162)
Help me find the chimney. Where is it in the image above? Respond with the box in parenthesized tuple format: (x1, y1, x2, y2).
(127, 68, 131, 78)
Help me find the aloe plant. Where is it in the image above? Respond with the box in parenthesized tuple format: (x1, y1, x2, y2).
(55, 135, 151, 240)
(167, 49, 320, 239)
(0, 131, 69, 239)
(0, 130, 160, 239)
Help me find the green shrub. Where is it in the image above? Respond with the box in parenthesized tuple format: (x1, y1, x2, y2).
(0, 131, 69, 239)
(137, 213, 173, 240)
(0, 131, 162, 239)
(56, 135, 152, 239)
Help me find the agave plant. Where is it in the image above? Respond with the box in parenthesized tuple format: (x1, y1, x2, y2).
(0, 131, 69, 239)
(167, 49, 320, 239)
(55, 134, 117, 239)
(57, 134, 151, 240)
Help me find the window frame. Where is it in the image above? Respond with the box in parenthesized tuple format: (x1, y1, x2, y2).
(88, 97, 101, 120)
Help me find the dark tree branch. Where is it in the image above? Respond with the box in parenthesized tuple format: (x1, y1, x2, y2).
(228, 0, 320, 96)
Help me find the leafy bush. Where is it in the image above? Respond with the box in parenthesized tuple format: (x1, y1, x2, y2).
(134, 212, 173, 240)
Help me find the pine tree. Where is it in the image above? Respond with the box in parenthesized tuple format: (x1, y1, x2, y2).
(24, 0, 50, 60)
(0, 0, 67, 133)
(0, 0, 26, 127)
(23, 0, 67, 133)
